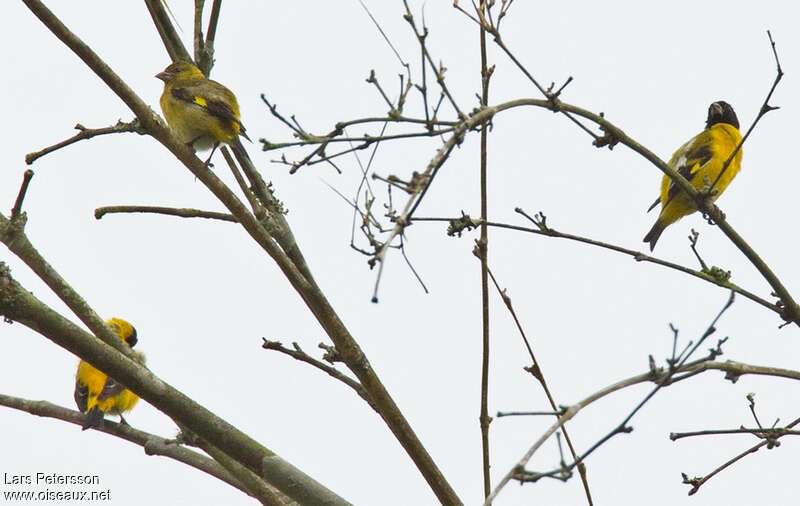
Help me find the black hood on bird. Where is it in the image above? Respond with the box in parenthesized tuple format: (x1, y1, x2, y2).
(706, 101, 739, 129)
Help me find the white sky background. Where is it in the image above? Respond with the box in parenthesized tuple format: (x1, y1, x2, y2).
(2, 1, 800, 505)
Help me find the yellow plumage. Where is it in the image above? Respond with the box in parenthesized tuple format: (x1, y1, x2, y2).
(156, 61, 250, 152)
(74, 317, 144, 430)
(643, 101, 743, 250)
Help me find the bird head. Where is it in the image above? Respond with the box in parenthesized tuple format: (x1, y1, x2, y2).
(155, 61, 204, 83)
(706, 101, 739, 129)
(107, 317, 138, 348)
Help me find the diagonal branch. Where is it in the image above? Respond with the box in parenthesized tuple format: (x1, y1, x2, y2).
(262, 339, 376, 411)
(25, 119, 146, 165)
(414, 213, 777, 316)
(486, 266, 593, 504)
(461, 97, 799, 325)
(483, 352, 800, 504)
(0, 393, 273, 501)
(144, 0, 191, 63)
(0, 260, 345, 506)
(678, 414, 800, 496)
(21, 2, 460, 503)
(709, 31, 783, 193)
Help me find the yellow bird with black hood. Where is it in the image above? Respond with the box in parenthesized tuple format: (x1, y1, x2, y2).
(643, 101, 742, 250)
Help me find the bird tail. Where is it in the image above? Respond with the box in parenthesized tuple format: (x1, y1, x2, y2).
(643, 219, 666, 252)
(82, 407, 105, 431)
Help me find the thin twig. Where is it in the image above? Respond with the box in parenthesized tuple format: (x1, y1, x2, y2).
(482, 356, 800, 503)
(485, 294, 734, 504)
(262, 339, 376, 411)
(402, 0, 465, 119)
(11, 170, 34, 218)
(193, 0, 205, 66)
(414, 214, 777, 316)
(670, 427, 800, 441)
(94, 206, 237, 222)
(0, 394, 257, 499)
(144, 0, 192, 63)
(688, 229, 709, 272)
(371, 105, 495, 301)
(708, 31, 783, 194)
(485, 266, 592, 505)
(496, 410, 562, 418)
(25, 120, 145, 165)
(678, 415, 800, 495)
(477, 1, 493, 499)
(199, 0, 223, 74)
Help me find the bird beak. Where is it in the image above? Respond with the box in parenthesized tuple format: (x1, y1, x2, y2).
(155, 71, 170, 82)
(710, 102, 724, 118)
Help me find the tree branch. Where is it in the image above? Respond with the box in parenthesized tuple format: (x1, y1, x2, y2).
(95, 205, 236, 222)
(678, 415, 800, 496)
(11, 170, 34, 218)
(144, 0, 191, 63)
(414, 213, 778, 317)
(483, 355, 800, 504)
(486, 265, 593, 503)
(21, 2, 460, 503)
(261, 340, 376, 411)
(477, 1, 493, 499)
(0, 261, 348, 506)
(403, 94, 798, 325)
(0, 393, 260, 499)
(25, 119, 146, 165)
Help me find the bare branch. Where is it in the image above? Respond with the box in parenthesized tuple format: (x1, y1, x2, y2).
(0, 394, 257, 499)
(193, 0, 206, 67)
(402, 0, 465, 119)
(477, 3, 494, 498)
(415, 214, 777, 317)
(678, 415, 800, 496)
(0, 260, 345, 506)
(25, 120, 145, 165)
(95, 205, 237, 222)
(144, 0, 192, 63)
(262, 340, 376, 411)
(708, 31, 783, 193)
(485, 265, 593, 505)
(19, 2, 461, 502)
(486, 294, 735, 504)
(11, 170, 34, 218)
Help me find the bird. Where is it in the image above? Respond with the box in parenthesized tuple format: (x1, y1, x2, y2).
(643, 101, 742, 251)
(156, 61, 251, 162)
(74, 317, 144, 430)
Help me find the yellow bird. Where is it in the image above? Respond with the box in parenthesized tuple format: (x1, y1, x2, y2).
(643, 101, 742, 250)
(156, 61, 251, 159)
(74, 318, 144, 430)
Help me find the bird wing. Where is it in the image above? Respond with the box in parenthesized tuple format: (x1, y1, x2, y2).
(171, 81, 250, 140)
(661, 132, 714, 207)
(97, 376, 126, 401)
(74, 380, 89, 413)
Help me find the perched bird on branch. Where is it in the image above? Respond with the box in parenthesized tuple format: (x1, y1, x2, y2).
(74, 318, 144, 430)
(156, 61, 251, 162)
(643, 101, 742, 251)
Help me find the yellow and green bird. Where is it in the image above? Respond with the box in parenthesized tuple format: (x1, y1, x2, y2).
(643, 101, 742, 250)
(74, 318, 144, 430)
(156, 61, 251, 156)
